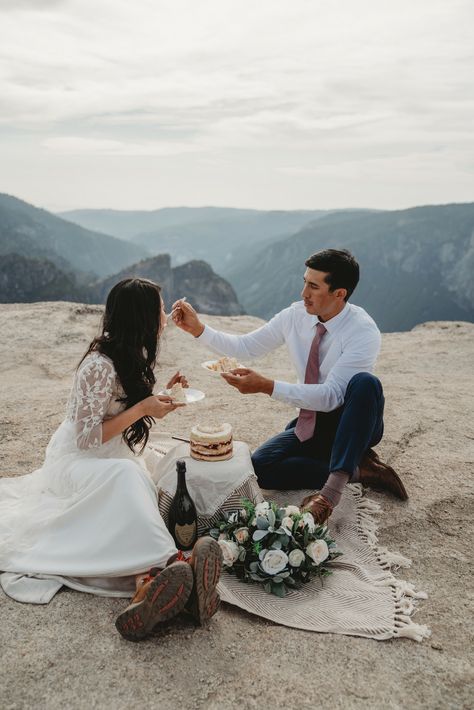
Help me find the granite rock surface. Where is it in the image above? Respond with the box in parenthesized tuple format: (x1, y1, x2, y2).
(0, 303, 472, 710)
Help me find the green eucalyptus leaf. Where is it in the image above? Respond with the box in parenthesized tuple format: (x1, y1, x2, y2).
(271, 582, 287, 598)
(250, 573, 266, 582)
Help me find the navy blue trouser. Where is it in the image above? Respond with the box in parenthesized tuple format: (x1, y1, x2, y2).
(251, 372, 384, 490)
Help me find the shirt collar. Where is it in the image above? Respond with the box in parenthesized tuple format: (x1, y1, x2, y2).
(315, 302, 349, 334)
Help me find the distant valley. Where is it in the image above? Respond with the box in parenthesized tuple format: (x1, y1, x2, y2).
(1, 193, 473, 331)
(60, 206, 330, 277)
(60, 201, 474, 331)
(0, 194, 245, 316)
(0, 193, 147, 279)
(226, 204, 474, 331)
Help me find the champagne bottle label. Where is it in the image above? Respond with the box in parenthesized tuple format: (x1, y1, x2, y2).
(174, 521, 197, 548)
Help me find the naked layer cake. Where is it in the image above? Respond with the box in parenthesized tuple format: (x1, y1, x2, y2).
(190, 423, 233, 461)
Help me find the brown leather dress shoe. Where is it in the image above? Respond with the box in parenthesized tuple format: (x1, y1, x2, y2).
(115, 562, 193, 641)
(359, 449, 408, 500)
(300, 494, 333, 525)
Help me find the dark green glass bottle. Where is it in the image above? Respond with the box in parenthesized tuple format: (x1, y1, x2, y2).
(168, 460, 198, 551)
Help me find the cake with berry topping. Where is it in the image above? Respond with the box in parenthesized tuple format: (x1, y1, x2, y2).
(190, 423, 233, 461)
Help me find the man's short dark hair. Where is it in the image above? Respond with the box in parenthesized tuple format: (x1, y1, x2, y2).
(305, 249, 359, 301)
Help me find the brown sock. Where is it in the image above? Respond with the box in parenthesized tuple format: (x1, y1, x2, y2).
(351, 466, 360, 483)
(320, 471, 350, 507)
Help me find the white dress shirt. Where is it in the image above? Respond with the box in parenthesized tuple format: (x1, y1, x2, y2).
(198, 301, 381, 413)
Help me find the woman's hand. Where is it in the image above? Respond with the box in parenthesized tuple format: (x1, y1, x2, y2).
(166, 370, 189, 390)
(102, 395, 184, 444)
(141, 394, 185, 419)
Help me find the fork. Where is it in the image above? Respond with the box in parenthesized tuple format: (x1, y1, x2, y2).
(167, 296, 187, 324)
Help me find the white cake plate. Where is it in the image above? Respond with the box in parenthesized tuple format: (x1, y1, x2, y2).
(159, 387, 205, 403)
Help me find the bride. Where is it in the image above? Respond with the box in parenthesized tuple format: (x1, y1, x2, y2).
(0, 278, 222, 641)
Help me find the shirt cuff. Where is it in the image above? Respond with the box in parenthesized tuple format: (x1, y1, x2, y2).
(196, 324, 215, 343)
(271, 380, 293, 403)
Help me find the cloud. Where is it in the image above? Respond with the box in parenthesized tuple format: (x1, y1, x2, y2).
(0, 0, 473, 209)
(0, 0, 66, 10)
(42, 136, 200, 156)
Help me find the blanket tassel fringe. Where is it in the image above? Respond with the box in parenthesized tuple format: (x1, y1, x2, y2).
(353, 484, 431, 643)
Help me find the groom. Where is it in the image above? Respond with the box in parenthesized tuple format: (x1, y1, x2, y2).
(172, 248, 408, 524)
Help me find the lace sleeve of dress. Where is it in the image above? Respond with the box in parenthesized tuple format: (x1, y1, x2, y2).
(73, 354, 116, 450)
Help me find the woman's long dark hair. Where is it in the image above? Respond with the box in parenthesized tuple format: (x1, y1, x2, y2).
(80, 278, 163, 453)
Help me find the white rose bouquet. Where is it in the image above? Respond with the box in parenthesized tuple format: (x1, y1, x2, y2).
(209, 499, 341, 597)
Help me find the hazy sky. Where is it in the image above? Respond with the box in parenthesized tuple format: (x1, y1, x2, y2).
(0, 0, 473, 211)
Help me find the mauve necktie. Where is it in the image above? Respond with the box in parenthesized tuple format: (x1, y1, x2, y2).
(295, 322, 327, 442)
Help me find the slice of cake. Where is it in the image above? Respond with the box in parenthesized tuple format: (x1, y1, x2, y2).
(208, 356, 240, 373)
(190, 423, 233, 461)
(169, 382, 187, 403)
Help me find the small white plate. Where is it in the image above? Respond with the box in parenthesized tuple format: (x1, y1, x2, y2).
(201, 359, 243, 374)
(159, 387, 205, 403)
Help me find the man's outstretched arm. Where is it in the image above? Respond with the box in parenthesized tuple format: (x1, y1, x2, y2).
(172, 299, 286, 360)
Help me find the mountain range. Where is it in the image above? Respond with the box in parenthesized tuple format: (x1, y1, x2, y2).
(93, 255, 244, 316)
(0, 253, 88, 304)
(1, 192, 473, 331)
(62, 201, 474, 331)
(60, 206, 330, 277)
(224, 204, 474, 330)
(0, 194, 245, 314)
(0, 193, 147, 278)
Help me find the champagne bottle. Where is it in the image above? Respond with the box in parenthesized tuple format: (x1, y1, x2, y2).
(168, 459, 198, 551)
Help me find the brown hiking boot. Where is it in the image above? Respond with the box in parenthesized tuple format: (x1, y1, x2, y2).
(300, 494, 333, 525)
(186, 537, 223, 625)
(115, 562, 193, 641)
(359, 449, 408, 500)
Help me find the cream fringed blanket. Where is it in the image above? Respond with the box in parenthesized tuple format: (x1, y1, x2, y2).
(153, 440, 430, 643)
(217, 484, 431, 643)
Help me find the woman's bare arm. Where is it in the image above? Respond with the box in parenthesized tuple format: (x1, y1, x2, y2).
(101, 396, 184, 444)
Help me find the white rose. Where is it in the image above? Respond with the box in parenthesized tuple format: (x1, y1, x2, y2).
(218, 539, 240, 567)
(281, 516, 294, 533)
(239, 508, 248, 521)
(288, 549, 305, 567)
(260, 549, 289, 576)
(234, 527, 249, 544)
(302, 512, 316, 533)
(285, 505, 300, 516)
(255, 502, 270, 517)
(306, 539, 329, 565)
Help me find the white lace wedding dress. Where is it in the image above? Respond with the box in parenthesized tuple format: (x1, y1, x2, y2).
(0, 352, 178, 604)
